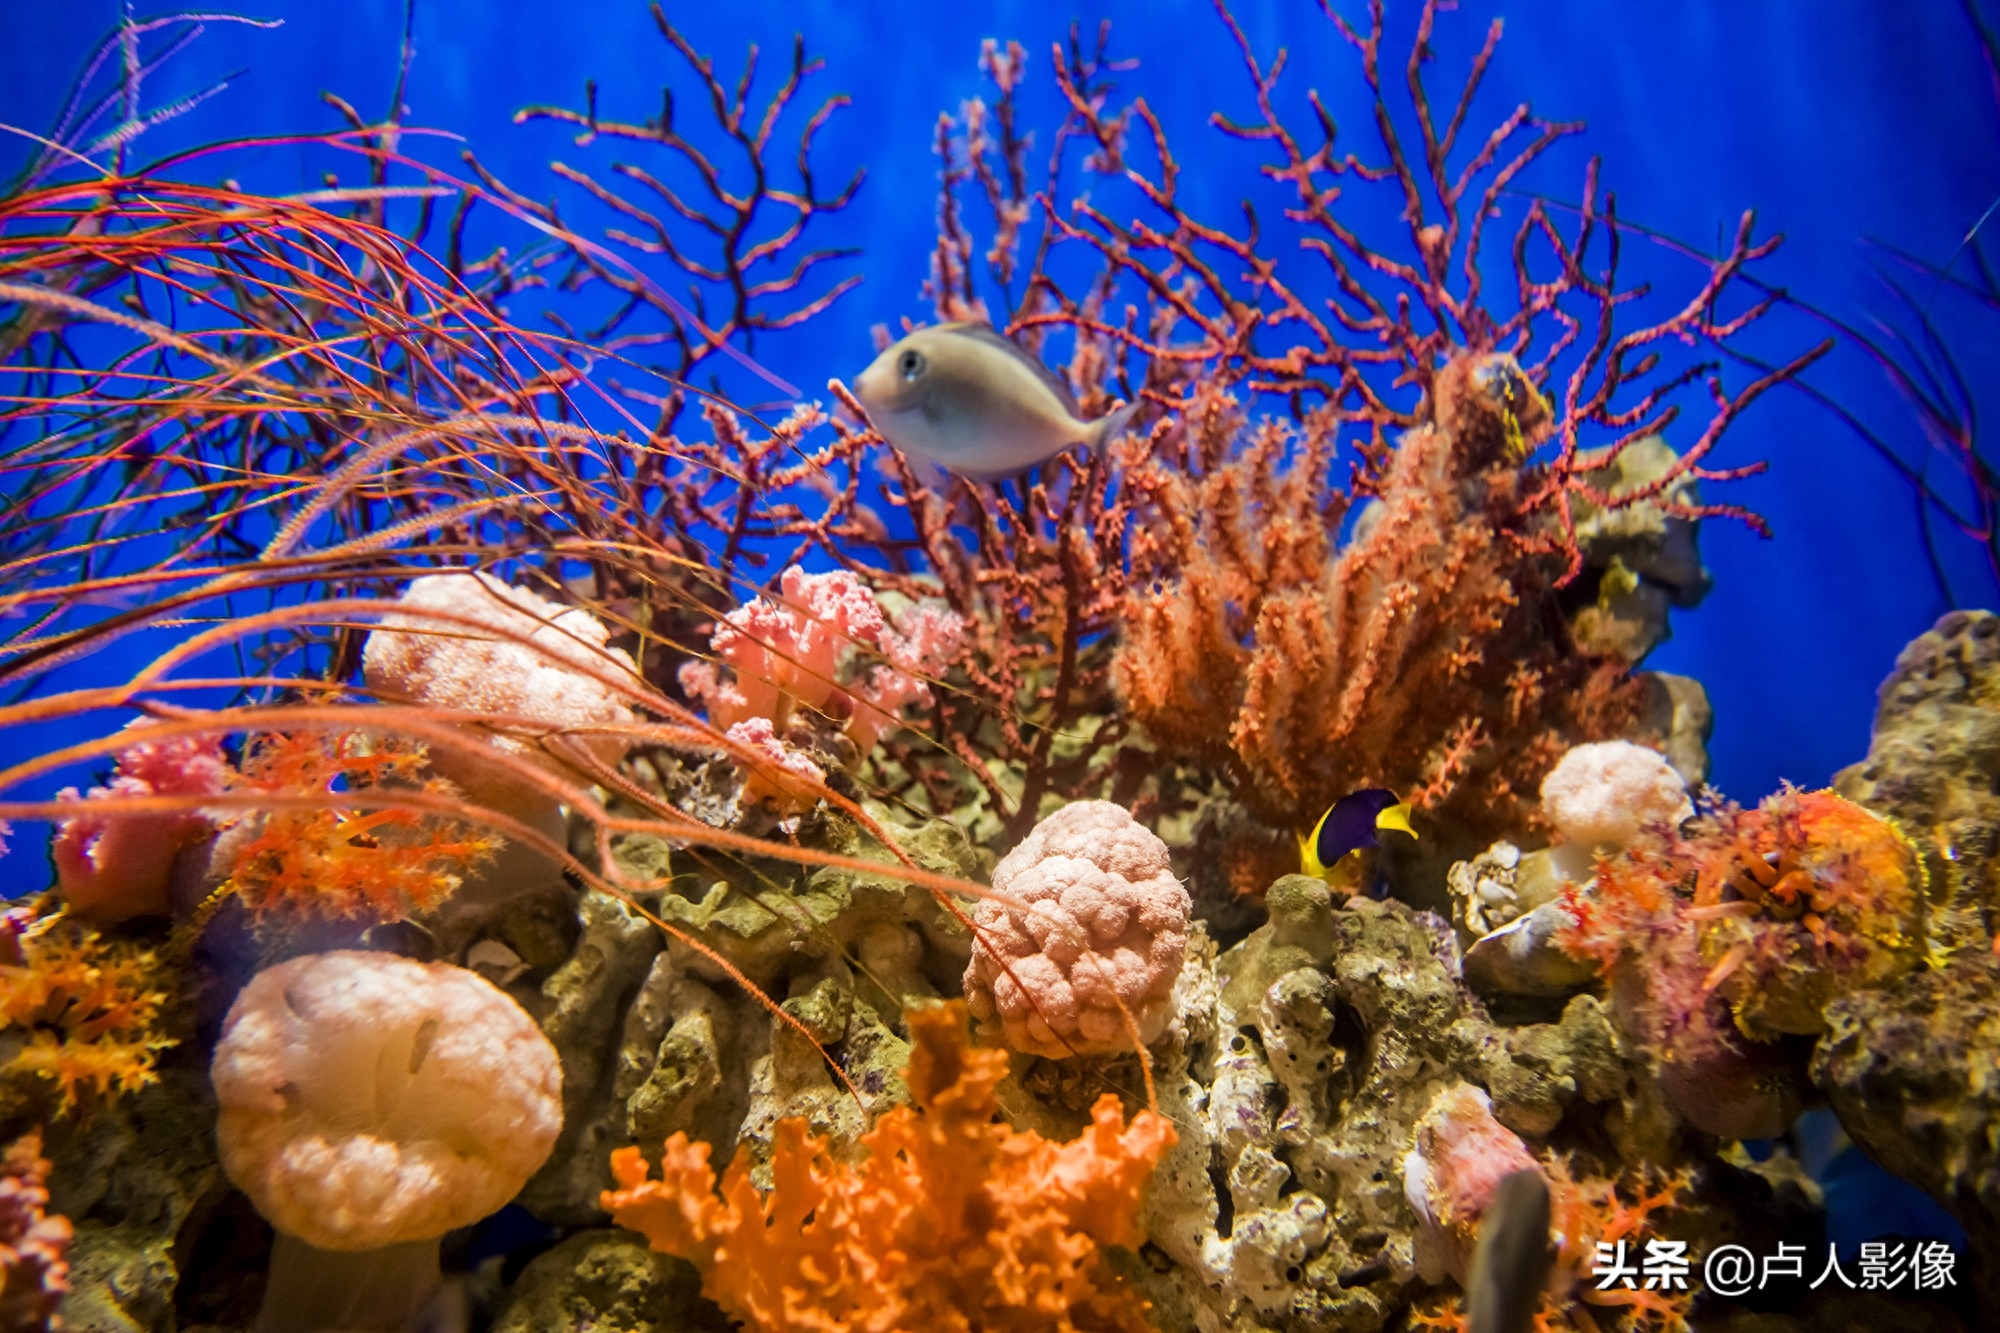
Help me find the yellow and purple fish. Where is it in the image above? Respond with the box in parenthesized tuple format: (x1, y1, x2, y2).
(852, 322, 1141, 481)
(1299, 788, 1417, 884)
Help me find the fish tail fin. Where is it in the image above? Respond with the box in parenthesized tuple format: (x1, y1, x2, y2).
(1087, 399, 1144, 461)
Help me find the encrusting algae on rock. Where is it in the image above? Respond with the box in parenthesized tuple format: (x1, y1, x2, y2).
(602, 1001, 1176, 1333)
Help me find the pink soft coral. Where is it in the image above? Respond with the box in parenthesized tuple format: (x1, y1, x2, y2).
(52, 718, 231, 922)
(603, 1001, 1175, 1333)
(963, 800, 1190, 1057)
(679, 566, 964, 806)
(1404, 1083, 1696, 1333)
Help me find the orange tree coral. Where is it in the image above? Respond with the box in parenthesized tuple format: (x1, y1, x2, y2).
(603, 1000, 1176, 1333)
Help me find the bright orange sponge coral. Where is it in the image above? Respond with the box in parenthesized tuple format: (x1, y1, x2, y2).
(603, 1001, 1176, 1333)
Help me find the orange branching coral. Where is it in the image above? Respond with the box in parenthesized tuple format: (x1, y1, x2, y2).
(219, 731, 498, 924)
(0, 910, 174, 1113)
(603, 1001, 1176, 1333)
(1118, 361, 1647, 837)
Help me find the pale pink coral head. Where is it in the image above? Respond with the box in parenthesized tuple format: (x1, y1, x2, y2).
(1539, 740, 1692, 850)
(1402, 1082, 1544, 1284)
(964, 801, 1190, 1058)
(361, 571, 639, 784)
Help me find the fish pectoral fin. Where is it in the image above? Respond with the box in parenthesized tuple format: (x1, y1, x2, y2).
(1375, 803, 1418, 840)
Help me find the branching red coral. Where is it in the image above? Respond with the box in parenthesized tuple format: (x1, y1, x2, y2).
(603, 1000, 1176, 1332)
(1117, 359, 1645, 837)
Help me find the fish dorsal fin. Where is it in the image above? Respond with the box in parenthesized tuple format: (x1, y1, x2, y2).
(937, 321, 1083, 418)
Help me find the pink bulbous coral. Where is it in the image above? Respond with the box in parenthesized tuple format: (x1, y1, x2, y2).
(679, 565, 963, 808)
(1402, 1082, 1543, 1285)
(0, 1131, 70, 1333)
(1404, 1083, 1696, 1333)
(51, 718, 231, 923)
(963, 801, 1190, 1057)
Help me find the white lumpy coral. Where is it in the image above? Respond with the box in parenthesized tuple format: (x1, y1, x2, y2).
(362, 570, 638, 775)
(1539, 739, 1693, 850)
(963, 800, 1190, 1057)
(211, 950, 563, 1251)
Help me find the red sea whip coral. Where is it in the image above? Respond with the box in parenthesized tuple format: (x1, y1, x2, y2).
(603, 1001, 1176, 1333)
(797, 0, 1823, 855)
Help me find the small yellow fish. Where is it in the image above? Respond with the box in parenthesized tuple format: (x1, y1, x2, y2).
(1299, 788, 1417, 885)
(853, 322, 1140, 481)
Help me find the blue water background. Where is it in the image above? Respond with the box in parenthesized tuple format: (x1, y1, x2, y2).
(1, 0, 1995, 820)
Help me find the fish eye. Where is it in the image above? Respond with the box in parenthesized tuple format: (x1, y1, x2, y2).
(898, 348, 927, 381)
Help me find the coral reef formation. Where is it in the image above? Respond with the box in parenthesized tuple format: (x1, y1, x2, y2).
(1814, 949, 2000, 1319)
(963, 800, 1190, 1057)
(9, 2, 1981, 1332)
(1837, 609, 2000, 921)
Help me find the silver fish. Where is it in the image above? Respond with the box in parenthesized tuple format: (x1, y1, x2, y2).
(852, 322, 1140, 481)
(1467, 1168, 1552, 1333)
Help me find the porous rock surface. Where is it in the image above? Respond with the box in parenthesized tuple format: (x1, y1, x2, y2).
(1813, 948, 2000, 1324)
(1051, 876, 1638, 1332)
(1837, 608, 2000, 917)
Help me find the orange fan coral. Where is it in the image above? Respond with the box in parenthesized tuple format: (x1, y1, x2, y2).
(603, 1001, 1176, 1333)
(0, 909, 174, 1113)
(1118, 362, 1647, 839)
(218, 731, 498, 924)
